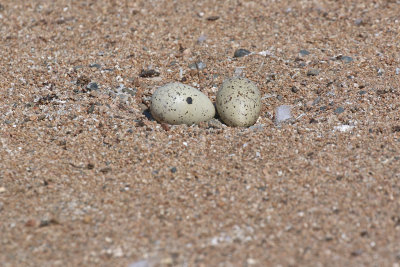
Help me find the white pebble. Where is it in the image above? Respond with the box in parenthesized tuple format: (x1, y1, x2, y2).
(275, 105, 292, 124)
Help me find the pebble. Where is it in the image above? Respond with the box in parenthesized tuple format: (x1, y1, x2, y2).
(307, 69, 320, 76)
(275, 105, 292, 124)
(354, 18, 364, 26)
(188, 61, 206, 70)
(150, 83, 215, 125)
(359, 90, 367, 95)
(206, 15, 220, 21)
(87, 82, 99, 91)
(216, 77, 261, 127)
(334, 107, 345, 114)
(197, 35, 207, 43)
(128, 260, 149, 267)
(89, 63, 101, 69)
(122, 87, 137, 97)
(341, 56, 353, 63)
(396, 68, 400, 75)
(377, 68, 384, 76)
(234, 49, 251, 58)
(312, 96, 321, 106)
(299, 49, 310, 56)
(139, 69, 160, 78)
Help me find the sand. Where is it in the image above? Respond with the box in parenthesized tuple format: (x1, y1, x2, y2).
(1, 0, 400, 266)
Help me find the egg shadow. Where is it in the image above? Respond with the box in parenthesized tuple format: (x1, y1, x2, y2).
(143, 108, 154, 121)
(213, 102, 224, 123)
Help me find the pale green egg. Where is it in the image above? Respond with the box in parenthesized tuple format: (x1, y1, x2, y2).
(216, 77, 261, 127)
(151, 83, 215, 125)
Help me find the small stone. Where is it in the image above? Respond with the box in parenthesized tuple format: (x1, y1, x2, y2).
(129, 260, 150, 267)
(396, 68, 400, 75)
(76, 76, 90, 87)
(89, 63, 101, 69)
(341, 56, 353, 63)
(334, 107, 345, 114)
(0, 187, 5, 193)
(299, 49, 310, 56)
(170, 167, 177, 173)
(249, 124, 264, 131)
(122, 87, 137, 97)
(207, 118, 224, 129)
(354, 18, 364, 26)
(291, 86, 298, 93)
(197, 35, 207, 43)
(377, 68, 384, 76)
(25, 219, 38, 227)
(206, 16, 220, 21)
(312, 96, 321, 106)
(351, 250, 363, 257)
(82, 215, 93, 224)
(87, 82, 99, 91)
(87, 103, 95, 114)
(275, 105, 292, 124)
(359, 90, 367, 95)
(307, 69, 319, 76)
(188, 61, 206, 70)
(139, 69, 160, 78)
(234, 49, 251, 58)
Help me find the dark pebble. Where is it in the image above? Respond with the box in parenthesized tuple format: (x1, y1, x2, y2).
(341, 56, 353, 63)
(89, 63, 101, 69)
(139, 69, 160, 78)
(170, 167, 177, 173)
(359, 90, 367, 95)
(351, 250, 363, 257)
(87, 103, 95, 114)
(87, 82, 99, 91)
(299, 49, 310, 56)
(334, 107, 345, 114)
(291, 86, 298, 93)
(307, 69, 319, 76)
(76, 76, 90, 87)
(234, 49, 251, 58)
(206, 16, 220, 21)
(392, 126, 400, 133)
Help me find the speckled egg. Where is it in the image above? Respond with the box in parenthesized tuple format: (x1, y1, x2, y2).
(216, 77, 261, 127)
(151, 82, 215, 125)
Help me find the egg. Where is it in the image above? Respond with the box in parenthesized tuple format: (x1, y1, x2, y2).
(216, 77, 261, 127)
(150, 82, 215, 125)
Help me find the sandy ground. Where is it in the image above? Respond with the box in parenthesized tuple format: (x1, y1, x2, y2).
(1, 0, 400, 266)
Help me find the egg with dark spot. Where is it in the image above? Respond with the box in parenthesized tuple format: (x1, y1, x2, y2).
(216, 77, 261, 127)
(151, 83, 215, 125)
